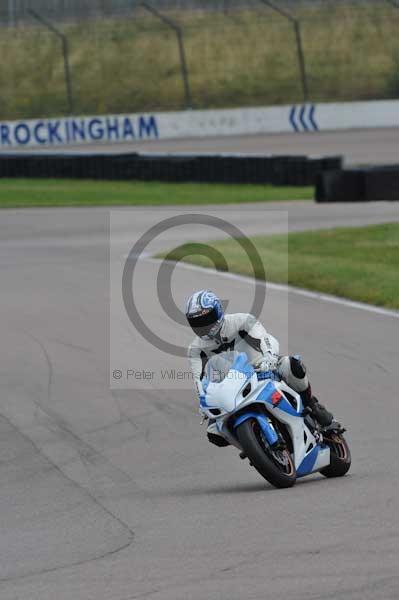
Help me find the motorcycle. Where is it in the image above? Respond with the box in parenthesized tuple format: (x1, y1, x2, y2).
(199, 351, 351, 489)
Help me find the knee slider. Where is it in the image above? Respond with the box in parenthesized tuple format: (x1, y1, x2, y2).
(278, 355, 309, 393)
(289, 356, 307, 379)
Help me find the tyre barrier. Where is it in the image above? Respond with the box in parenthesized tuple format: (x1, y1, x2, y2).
(0, 151, 342, 187)
(316, 166, 399, 202)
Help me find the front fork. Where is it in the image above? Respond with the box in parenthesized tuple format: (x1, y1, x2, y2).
(234, 412, 280, 447)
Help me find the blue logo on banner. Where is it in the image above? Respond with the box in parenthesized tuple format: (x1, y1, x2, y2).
(289, 104, 318, 132)
(0, 114, 159, 148)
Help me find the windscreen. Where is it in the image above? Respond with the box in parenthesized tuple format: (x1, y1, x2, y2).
(204, 351, 243, 384)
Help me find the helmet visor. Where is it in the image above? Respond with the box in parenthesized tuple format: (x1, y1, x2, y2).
(187, 307, 220, 338)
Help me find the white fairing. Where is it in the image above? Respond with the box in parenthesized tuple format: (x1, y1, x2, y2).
(204, 370, 254, 414)
(201, 352, 331, 476)
(271, 392, 330, 471)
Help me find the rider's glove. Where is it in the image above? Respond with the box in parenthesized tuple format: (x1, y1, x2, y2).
(253, 355, 278, 372)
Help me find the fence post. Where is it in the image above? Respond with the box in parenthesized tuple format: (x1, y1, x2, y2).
(28, 9, 74, 115)
(258, 0, 308, 103)
(140, 2, 192, 109)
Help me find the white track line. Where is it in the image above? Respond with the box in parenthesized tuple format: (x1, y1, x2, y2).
(146, 257, 399, 319)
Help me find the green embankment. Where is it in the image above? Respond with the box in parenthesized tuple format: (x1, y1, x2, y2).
(0, 179, 312, 208)
(159, 224, 399, 310)
(1, 3, 399, 119)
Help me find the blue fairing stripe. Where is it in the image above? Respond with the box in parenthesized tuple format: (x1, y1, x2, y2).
(256, 381, 275, 399)
(296, 445, 320, 477)
(234, 411, 260, 428)
(257, 370, 280, 381)
(233, 412, 279, 446)
(200, 377, 210, 408)
(202, 376, 210, 393)
(256, 382, 300, 416)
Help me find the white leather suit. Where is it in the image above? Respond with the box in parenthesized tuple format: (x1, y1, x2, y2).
(188, 313, 310, 401)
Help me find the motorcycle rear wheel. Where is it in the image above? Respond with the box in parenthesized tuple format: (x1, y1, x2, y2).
(320, 432, 351, 478)
(237, 418, 297, 489)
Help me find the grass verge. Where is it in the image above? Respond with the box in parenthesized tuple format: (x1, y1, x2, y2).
(0, 179, 312, 208)
(158, 224, 399, 310)
(1, 4, 399, 119)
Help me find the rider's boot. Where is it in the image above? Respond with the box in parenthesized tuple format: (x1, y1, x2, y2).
(279, 356, 333, 427)
(301, 386, 334, 428)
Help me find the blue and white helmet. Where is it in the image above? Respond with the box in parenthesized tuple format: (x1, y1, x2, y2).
(185, 290, 224, 339)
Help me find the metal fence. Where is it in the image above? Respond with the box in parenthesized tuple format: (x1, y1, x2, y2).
(0, 0, 398, 121)
(0, 0, 382, 25)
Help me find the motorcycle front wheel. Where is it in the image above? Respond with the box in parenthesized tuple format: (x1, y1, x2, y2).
(237, 418, 297, 489)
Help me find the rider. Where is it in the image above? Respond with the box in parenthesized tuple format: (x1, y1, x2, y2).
(186, 289, 334, 447)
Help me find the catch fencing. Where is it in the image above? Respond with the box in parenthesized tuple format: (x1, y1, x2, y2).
(0, 1, 383, 25)
(0, 0, 397, 121)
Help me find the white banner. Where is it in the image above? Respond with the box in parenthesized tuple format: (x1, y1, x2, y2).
(1, 99, 398, 150)
(0, 114, 159, 149)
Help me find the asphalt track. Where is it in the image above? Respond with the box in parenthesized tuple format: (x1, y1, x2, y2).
(10, 127, 399, 166)
(24, 127, 399, 166)
(1, 194, 399, 600)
